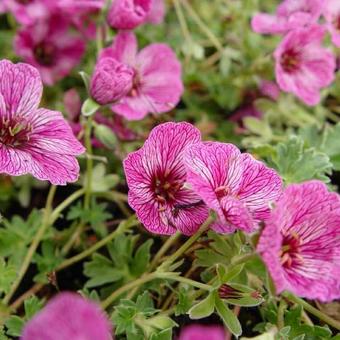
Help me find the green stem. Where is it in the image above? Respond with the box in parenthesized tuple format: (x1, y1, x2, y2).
(231, 253, 258, 266)
(3, 185, 57, 305)
(56, 217, 138, 271)
(101, 272, 211, 309)
(283, 292, 340, 330)
(84, 115, 94, 210)
(181, 0, 223, 52)
(50, 188, 85, 224)
(277, 299, 287, 329)
(150, 232, 181, 270)
(162, 215, 214, 267)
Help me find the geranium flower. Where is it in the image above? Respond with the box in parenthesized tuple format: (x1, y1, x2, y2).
(63, 88, 136, 145)
(184, 142, 282, 233)
(3, 0, 56, 25)
(90, 58, 134, 106)
(100, 31, 183, 120)
(257, 181, 340, 302)
(179, 324, 226, 340)
(274, 25, 336, 106)
(14, 14, 85, 85)
(0, 60, 84, 185)
(123, 122, 209, 235)
(21, 292, 112, 340)
(251, 0, 323, 35)
(107, 0, 151, 30)
(146, 0, 165, 24)
(323, 0, 340, 47)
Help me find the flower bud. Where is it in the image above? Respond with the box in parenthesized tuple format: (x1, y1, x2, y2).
(107, 0, 151, 30)
(90, 58, 134, 106)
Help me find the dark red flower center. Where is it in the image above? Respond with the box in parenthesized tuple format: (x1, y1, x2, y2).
(215, 185, 230, 200)
(335, 15, 340, 31)
(16, 0, 32, 4)
(0, 117, 33, 148)
(280, 49, 301, 73)
(34, 42, 56, 67)
(128, 71, 141, 97)
(279, 232, 304, 269)
(152, 173, 182, 207)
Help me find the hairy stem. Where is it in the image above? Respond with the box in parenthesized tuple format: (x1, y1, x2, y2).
(3, 185, 57, 305)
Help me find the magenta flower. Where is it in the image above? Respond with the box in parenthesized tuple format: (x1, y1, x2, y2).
(323, 0, 340, 47)
(123, 122, 209, 235)
(251, 0, 323, 35)
(257, 181, 340, 302)
(14, 14, 85, 86)
(146, 0, 165, 24)
(260, 80, 280, 101)
(0, 60, 84, 185)
(21, 292, 112, 340)
(100, 31, 183, 120)
(184, 142, 282, 233)
(274, 25, 336, 106)
(90, 58, 134, 106)
(107, 0, 151, 30)
(179, 325, 225, 340)
(3, 0, 55, 25)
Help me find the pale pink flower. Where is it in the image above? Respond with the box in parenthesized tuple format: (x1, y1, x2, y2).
(251, 0, 323, 35)
(90, 58, 134, 106)
(0, 60, 85, 185)
(21, 292, 112, 340)
(14, 14, 85, 86)
(260, 80, 280, 101)
(146, 0, 165, 24)
(274, 25, 336, 106)
(100, 31, 183, 120)
(184, 142, 282, 233)
(179, 325, 225, 340)
(323, 0, 340, 47)
(107, 0, 151, 30)
(257, 181, 340, 302)
(0, 2, 7, 13)
(123, 122, 209, 235)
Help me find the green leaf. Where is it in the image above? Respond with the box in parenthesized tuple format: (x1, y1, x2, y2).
(94, 124, 118, 149)
(130, 239, 153, 277)
(270, 136, 332, 184)
(175, 286, 194, 316)
(24, 295, 44, 320)
(0, 258, 16, 294)
(188, 292, 215, 319)
(217, 263, 245, 284)
(4, 316, 25, 337)
(81, 98, 101, 116)
(150, 328, 173, 340)
(215, 296, 242, 337)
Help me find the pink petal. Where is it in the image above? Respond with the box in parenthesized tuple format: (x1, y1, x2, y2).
(0, 60, 42, 117)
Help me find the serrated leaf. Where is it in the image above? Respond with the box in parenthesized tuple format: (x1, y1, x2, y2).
(0, 258, 16, 294)
(24, 295, 44, 320)
(188, 292, 215, 320)
(215, 297, 242, 337)
(4, 316, 25, 337)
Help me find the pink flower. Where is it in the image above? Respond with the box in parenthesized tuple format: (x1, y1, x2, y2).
(123, 122, 209, 235)
(63, 89, 136, 144)
(257, 181, 340, 302)
(3, 0, 55, 25)
(251, 0, 323, 35)
(146, 0, 165, 24)
(323, 0, 340, 47)
(179, 324, 226, 340)
(184, 142, 282, 233)
(0, 2, 7, 13)
(90, 58, 134, 106)
(107, 0, 151, 30)
(0, 60, 84, 185)
(14, 14, 85, 86)
(21, 292, 112, 340)
(260, 80, 280, 101)
(100, 31, 183, 120)
(274, 25, 336, 106)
